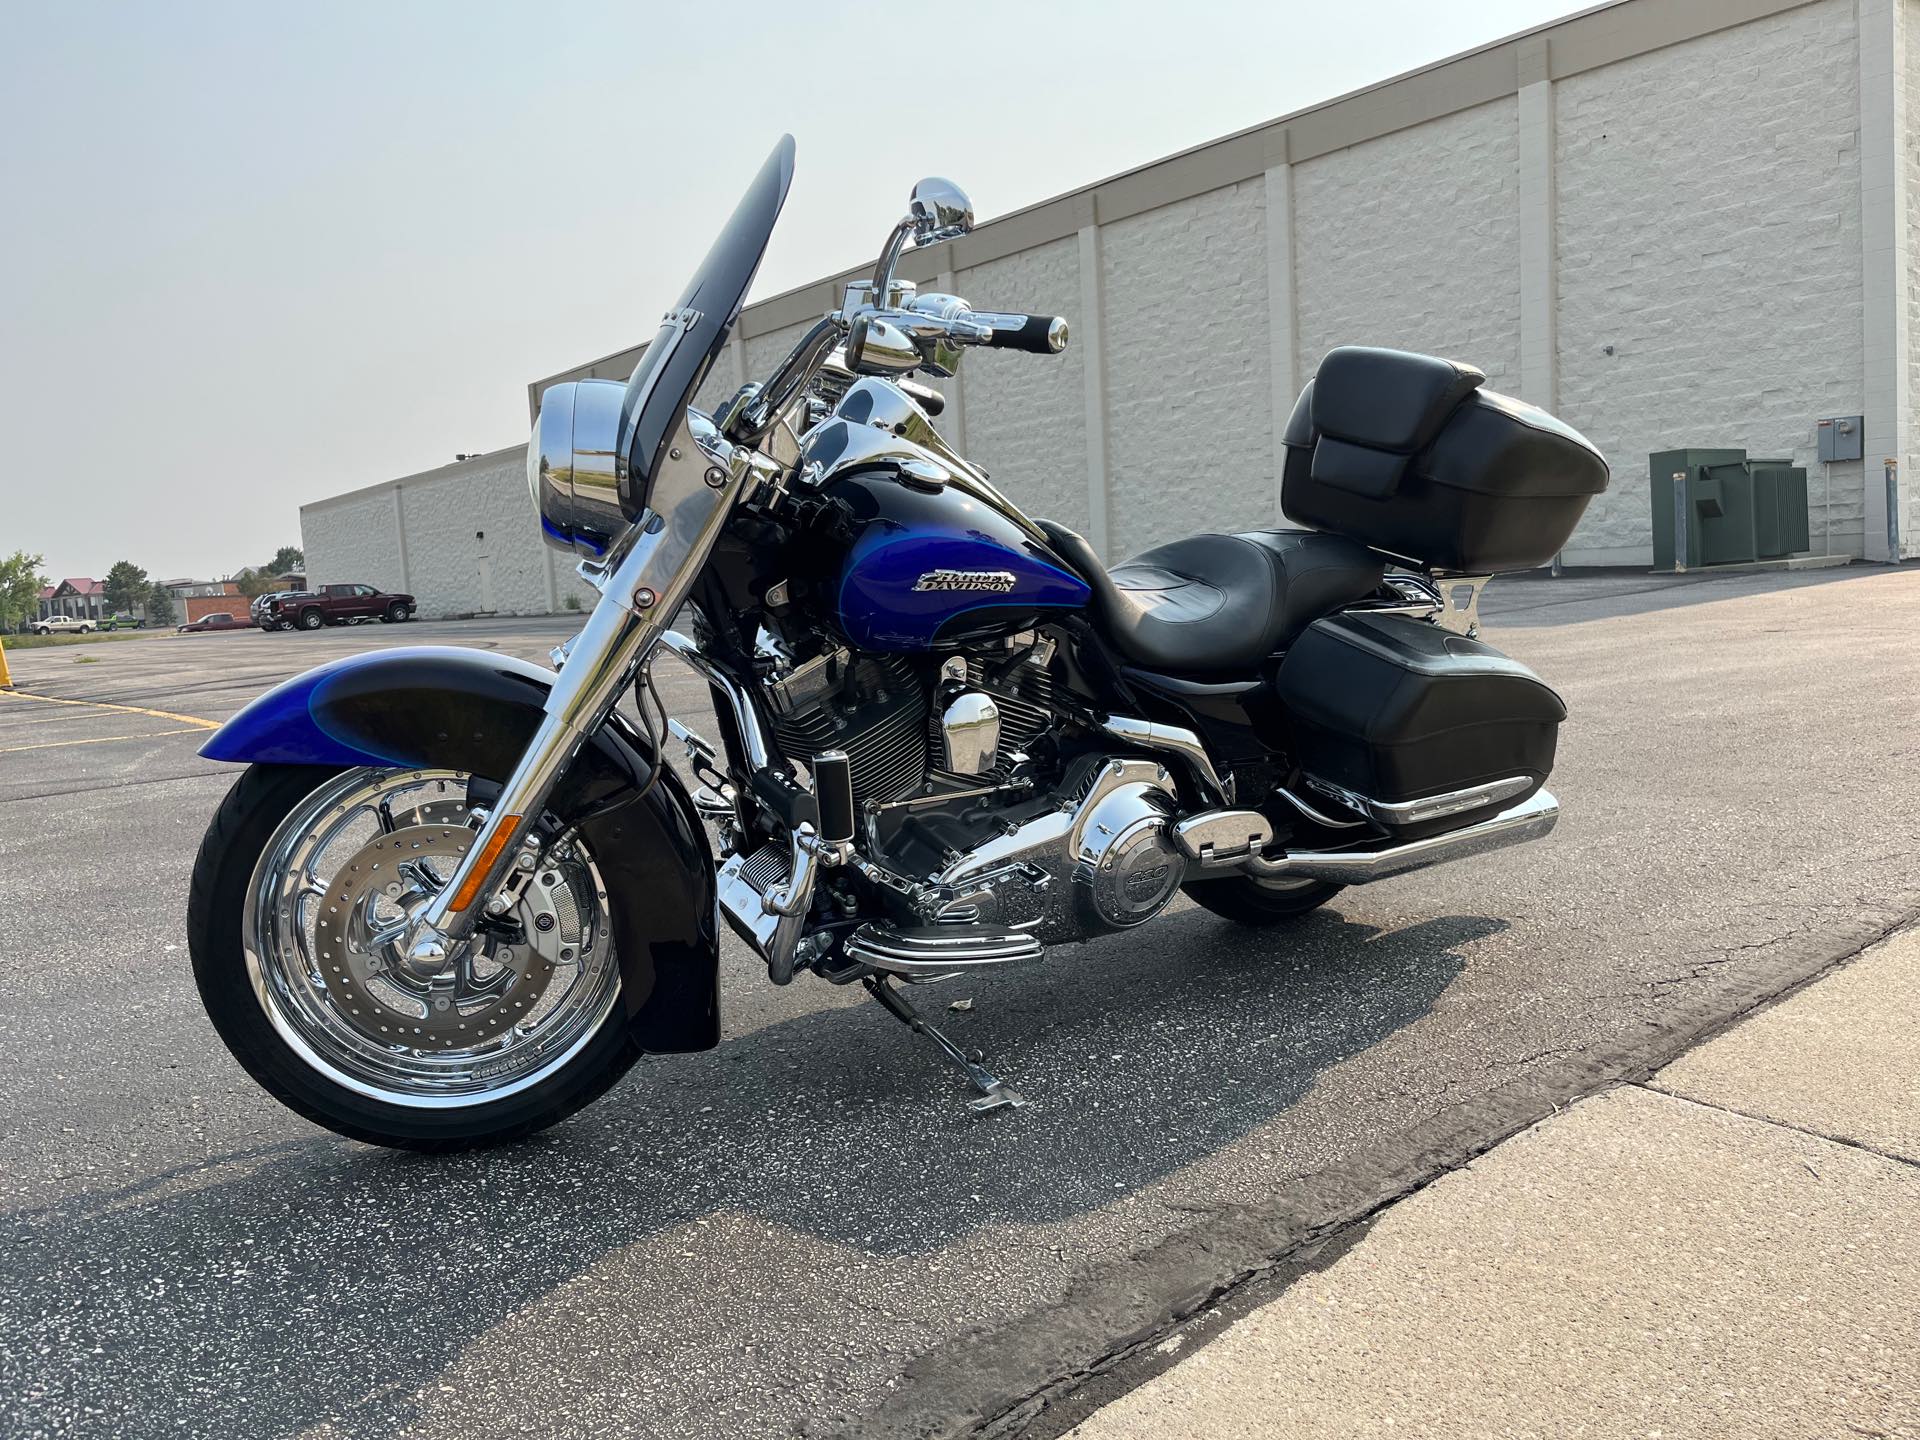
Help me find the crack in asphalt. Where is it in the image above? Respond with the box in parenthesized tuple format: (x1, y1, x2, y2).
(827, 906, 1920, 1440)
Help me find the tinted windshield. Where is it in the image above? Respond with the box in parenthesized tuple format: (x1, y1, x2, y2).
(619, 137, 795, 495)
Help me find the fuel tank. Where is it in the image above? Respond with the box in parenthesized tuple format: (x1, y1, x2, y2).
(800, 422, 1090, 651)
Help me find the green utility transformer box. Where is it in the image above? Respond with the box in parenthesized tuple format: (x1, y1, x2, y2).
(1650, 448, 1811, 570)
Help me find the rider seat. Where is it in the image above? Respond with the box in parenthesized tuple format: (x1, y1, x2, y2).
(1037, 520, 1386, 675)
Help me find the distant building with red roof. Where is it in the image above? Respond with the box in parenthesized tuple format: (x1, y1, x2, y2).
(38, 578, 106, 622)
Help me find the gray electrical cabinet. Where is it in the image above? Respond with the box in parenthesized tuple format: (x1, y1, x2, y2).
(1650, 448, 1811, 569)
(1816, 416, 1863, 462)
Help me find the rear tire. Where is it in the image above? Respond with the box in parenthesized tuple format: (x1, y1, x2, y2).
(188, 764, 641, 1150)
(299, 608, 324, 630)
(1183, 873, 1343, 926)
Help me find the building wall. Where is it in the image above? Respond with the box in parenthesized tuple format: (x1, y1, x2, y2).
(956, 236, 1091, 534)
(1102, 179, 1276, 558)
(395, 449, 552, 616)
(1293, 98, 1524, 397)
(328, 0, 1908, 598)
(301, 485, 406, 600)
(1906, 0, 1920, 547)
(184, 590, 248, 624)
(1554, 0, 1865, 560)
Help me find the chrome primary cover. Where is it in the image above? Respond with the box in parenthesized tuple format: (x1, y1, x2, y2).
(1070, 774, 1184, 928)
(932, 758, 1185, 944)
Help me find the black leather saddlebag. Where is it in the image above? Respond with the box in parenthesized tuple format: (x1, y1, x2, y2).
(1274, 612, 1565, 839)
(1281, 347, 1609, 573)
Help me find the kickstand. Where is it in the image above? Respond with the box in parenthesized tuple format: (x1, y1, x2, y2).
(863, 974, 1028, 1114)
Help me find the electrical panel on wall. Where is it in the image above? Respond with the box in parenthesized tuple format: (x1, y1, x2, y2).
(1816, 416, 1863, 463)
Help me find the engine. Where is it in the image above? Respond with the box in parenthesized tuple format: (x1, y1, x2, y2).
(754, 629, 1188, 947)
(761, 633, 1059, 813)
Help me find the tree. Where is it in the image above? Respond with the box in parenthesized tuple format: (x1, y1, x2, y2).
(144, 582, 176, 626)
(234, 567, 279, 599)
(0, 550, 47, 632)
(267, 545, 304, 575)
(104, 560, 150, 615)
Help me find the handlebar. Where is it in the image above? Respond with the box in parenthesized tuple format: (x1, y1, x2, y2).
(968, 312, 1070, 355)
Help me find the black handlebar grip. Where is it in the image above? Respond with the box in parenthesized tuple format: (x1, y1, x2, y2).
(812, 750, 855, 845)
(985, 314, 1069, 354)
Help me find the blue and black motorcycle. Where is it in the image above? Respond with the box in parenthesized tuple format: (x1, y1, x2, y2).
(188, 139, 1609, 1148)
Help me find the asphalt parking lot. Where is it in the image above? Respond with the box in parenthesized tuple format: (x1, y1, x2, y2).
(4, 566, 1920, 1440)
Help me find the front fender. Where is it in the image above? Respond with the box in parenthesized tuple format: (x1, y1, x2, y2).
(201, 646, 720, 1053)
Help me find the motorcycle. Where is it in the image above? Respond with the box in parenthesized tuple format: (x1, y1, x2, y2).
(186, 138, 1609, 1149)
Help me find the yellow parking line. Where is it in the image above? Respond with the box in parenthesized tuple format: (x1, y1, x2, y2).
(0, 689, 217, 730)
(0, 727, 211, 755)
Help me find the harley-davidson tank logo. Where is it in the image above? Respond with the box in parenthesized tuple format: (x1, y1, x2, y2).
(912, 569, 1019, 594)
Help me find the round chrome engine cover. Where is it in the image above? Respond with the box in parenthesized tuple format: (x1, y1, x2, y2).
(1070, 780, 1185, 931)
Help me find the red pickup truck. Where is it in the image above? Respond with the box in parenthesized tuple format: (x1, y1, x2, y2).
(269, 584, 417, 631)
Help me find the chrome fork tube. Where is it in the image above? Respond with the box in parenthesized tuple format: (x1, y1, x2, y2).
(409, 422, 751, 949)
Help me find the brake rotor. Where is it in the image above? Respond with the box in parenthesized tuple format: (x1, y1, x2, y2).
(311, 823, 561, 1051)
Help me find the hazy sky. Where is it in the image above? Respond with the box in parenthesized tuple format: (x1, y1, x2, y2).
(0, 0, 1588, 583)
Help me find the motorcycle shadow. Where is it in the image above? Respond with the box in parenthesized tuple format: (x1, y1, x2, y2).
(4, 905, 1499, 1436)
(637, 903, 1504, 1249)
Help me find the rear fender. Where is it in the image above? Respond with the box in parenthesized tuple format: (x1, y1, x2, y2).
(200, 646, 719, 1053)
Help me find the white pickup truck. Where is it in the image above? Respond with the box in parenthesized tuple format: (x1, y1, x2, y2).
(30, 615, 97, 635)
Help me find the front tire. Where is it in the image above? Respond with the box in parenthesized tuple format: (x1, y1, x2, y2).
(1183, 872, 1344, 926)
(385, 602, 409, 623)
(188, 764, 639, 1150)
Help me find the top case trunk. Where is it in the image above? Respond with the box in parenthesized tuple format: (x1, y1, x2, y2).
(1281, 347, 1610, 573)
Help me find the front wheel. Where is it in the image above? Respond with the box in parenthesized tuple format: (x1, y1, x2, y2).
(385, 602, 409, 623)
(1182, 871, 1344, 926)
(188, 764, 637, 1150)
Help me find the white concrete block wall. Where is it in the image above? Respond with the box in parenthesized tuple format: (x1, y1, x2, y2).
(1905, 0, 1920, 547)
(304, 448, 565, 620)
(1294, 99, 1525, 397)
(956, 236, 1091, 534)
(300, 487, 405, 598)
(322, 0, 1912, 593)
(1556, 0, 1864, 561)
(1102, 179, 1275, 559)
(396, 450, 550, 616)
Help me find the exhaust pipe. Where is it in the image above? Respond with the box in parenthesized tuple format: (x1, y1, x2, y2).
(1242, 789, 1558, 886)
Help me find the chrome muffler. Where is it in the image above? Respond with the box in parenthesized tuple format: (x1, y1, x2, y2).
(1240, 789, 1559, 886)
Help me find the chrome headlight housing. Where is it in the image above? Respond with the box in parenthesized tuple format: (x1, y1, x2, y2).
(528, 379, 627, 559)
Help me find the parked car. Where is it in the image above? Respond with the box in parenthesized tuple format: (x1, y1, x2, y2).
(252, 590, 307, 631)
(100, 613, 145, 631)
(30, 615, 96, 635)
(271, 583, 417, 631)
(177, 612, 246, 634)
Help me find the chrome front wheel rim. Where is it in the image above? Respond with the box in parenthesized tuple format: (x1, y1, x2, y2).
(243, 767, 620, 1108)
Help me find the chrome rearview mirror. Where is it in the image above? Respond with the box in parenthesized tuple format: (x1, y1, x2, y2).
(868, 178, 976, 313)
(908, 178, 974, 244)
